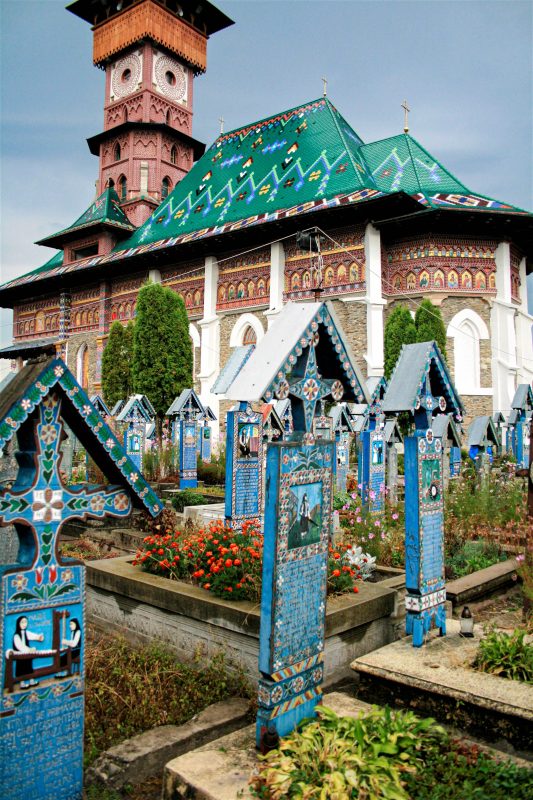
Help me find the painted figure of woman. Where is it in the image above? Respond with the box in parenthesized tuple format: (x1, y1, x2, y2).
(12, 616, 44, 689)
(299, 492, 311, 538)
(57, 618, 82, 678)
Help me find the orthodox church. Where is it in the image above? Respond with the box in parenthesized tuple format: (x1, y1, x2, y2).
(1, 0, 532, 435)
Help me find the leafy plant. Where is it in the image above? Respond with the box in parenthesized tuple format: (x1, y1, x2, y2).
(473, 628, 533, 683)
(171, 489, 208, 513)
(251, 705, 446, 799)
(403, 739, 533, 799)
(446, 539, 505, 579)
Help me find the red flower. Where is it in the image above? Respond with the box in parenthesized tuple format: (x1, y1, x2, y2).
(332, 569, 341, 577)
(353, 586, 359, 593)
(225, 558, 233, 568)
(203, 583, 211, 589)
(233, 558, 241, 566)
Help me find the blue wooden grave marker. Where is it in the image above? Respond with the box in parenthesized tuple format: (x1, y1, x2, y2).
(217, 302, 368, 744)
(224, 403, 263, 527)
(0, 359, 160, 800)
(382, 341, 464, 647)
(507, 385, 533, 468)
(167, 389, 209, 486)
(179, 418, 198, 488)
(116, 395, 154, 471)
(329, 404, 354, 492)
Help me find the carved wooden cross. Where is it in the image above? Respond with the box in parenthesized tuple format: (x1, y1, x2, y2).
(402, 99, 411, 133)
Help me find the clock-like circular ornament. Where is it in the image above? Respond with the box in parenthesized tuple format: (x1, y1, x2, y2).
(111, 54, 142, 99)
(154, 55, 187, 102)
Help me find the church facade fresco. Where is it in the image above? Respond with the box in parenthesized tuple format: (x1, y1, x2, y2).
(382, 236, 498, 296)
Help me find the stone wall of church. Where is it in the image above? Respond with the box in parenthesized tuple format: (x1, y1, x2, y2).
(328, 299, 368, 378)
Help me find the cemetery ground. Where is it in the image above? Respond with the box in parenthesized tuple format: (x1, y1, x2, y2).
(70, 462, 532, 799)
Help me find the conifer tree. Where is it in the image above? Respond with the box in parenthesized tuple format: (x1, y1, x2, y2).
(384, 304, 417, 379)
(131, 282, 192, 427)
(101, 320, 134, 407)
(415, 299, 447, 358)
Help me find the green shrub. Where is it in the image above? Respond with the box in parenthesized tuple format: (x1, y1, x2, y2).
(170, 489, 207, 513)
(251, 706, 533, 799)
(197, 458, 226, 486)
(404, 741, 533, 800)
(251, 705, 446, 799)
(474, 629, 533, 683)
(446, 539, 505, 579)
(333, 490, 351, 510)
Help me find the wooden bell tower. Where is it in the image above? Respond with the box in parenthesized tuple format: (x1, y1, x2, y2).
(67, 0, 233, 226)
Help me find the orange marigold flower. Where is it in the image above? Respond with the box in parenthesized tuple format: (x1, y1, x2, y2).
(225, 586, 233, 592)
(203, 583, 211, 589)
(333, 552, 340, 560)
(158, 548, 164, 555)
(225, 558, 233, 568)
(233, 558, 241, 566)
(353, 586, 359, 593)
(332, 569, 341, 577)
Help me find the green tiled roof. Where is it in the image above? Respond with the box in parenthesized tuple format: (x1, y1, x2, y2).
(124, 97, 527, 249)
(1, 97, 530, 296)
(125, 98, 377, 248)
(37, 186, 134, 246)
(360, 134, 468, 196)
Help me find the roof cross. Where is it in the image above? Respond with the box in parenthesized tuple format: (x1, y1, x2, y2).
(322, 76, 328, 97)
(401, 99, 410, 133)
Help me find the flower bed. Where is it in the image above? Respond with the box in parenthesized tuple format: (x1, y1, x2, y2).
(133, 520, 378, 602)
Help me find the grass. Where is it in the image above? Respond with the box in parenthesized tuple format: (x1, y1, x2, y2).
(84, 632, 253, 767)
(473, 628, 533, 684)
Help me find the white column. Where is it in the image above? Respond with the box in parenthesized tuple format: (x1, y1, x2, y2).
(198, 255, 221, 433)
(148, 269, 161, 283)
(264, 241, 285, 328)
(490, 242, 518, 413)
(516, 255, 533, 385)
(364, 223, 385, 377)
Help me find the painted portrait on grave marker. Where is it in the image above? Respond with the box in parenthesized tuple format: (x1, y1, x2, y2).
(287, 482, 323, 550)
(371, 440, 384, 465)
(237, 422, 260, 459)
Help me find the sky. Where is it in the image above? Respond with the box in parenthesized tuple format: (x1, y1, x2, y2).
(0, 0, 532, 345)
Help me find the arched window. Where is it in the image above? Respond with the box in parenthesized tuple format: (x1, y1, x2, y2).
(114, 142, 121, 161)
(161, 177, 171, 199)
(118, 174, 127, 201)
(243, 326, 257, 346)
(107, 178, 115, 189)
(170, 146, 177, 165)
(76, 344, 89, 389)
(447, 309, 490, 395)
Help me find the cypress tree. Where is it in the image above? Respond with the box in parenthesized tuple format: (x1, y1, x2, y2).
(131, 282, 193, 425)
(101, 320, 134, 407)
(415, 299, 447, 358)
(384, 304, 417, 379)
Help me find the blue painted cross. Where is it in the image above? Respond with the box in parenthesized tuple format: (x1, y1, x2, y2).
(288, 343, 335, 432)
(1, 394, 132, 571)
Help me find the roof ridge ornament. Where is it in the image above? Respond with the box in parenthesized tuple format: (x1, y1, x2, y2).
(322, 76, 327, 98)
